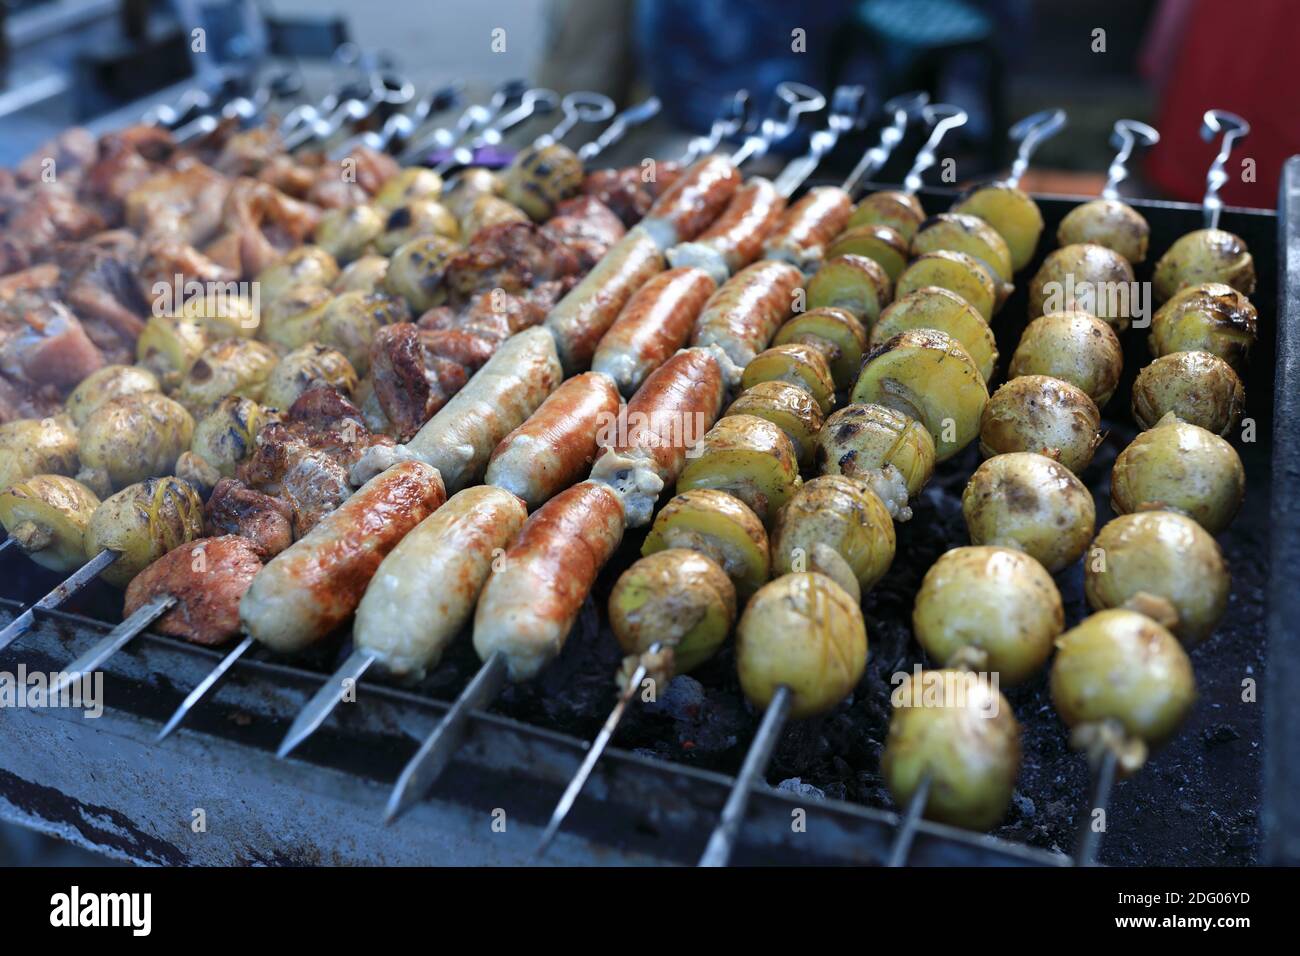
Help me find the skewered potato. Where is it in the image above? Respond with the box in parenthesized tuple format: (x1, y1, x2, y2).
(677, 415, 802, 523)
(1153, 228, 1255, 301)
(374, 167, 444, 209)
(1008, 311, 1123, 406)
(65, 365, 161, 427)
(736, 572, 868, 719)
(175, 338, 279, 416)
(869, 288, 998, 383)
(262, 344, 358, 410)
(333, 254, 389, 294)
(136, 315, 209, 387)
(1057, 198, 1151, 264)
(913, 546, 1062, 684)
(826, 224, 910, 282)
(1149, 282, 1257, 371)
(740, 344, 835, 414)
(256, 246, 339, 304)
(0, 475, 100, 571)
(76, 393, 195, 496)
(911, 213, 1014, 295)
(1050, 609, 1196, 771)
(641, 489, 770, 600)
(316, 290, 409, 376)
(979, 375, 1102, 474)
(374, 199, 460, 254)
(259, 285, 334, 350)
(804, 255, 892, 328)
(882, 668, 1020, 829)
(952, 183, 1045, 272)
(1110, 413, 1244, 534)
(894, 250, 997, 322)
(502, 143, 585, 221)
(384, 234, 459, 313)
(186, 396, 266, 480)
(815, 403, 935, 520)
(0, 416, 80, 492)
(462, 193, 530, 237)
(443, 167, 504, 220)
(1132, 351, 1244, 436)
(772, 306, 868, 388)
(1085, 512, 1229, 646)
(179, 290, 258, 339)
(726, 381, 824, 466)
(963, 452, 1095, 572)
(83, 476, 205, 587)
(771, 475, 896, 603)
(313, 205, 385, 263)
(848, 190, 925, 241)
(609, 549, 737, 674)
(851, 328, 988, 462)
(1028, 243, 1136, 330)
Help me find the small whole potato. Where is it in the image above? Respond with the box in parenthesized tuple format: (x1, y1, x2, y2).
(461, 194, 529, 238)
(1028, 243, 1137, 330)
(83, 476, 205, 586)
(65, 365, 161, 427)
(962, 452, 1095, 572)
(179, 290, 258, 339)
(894, 250, 997, 322)
(1149, 282, 1257, 372)
(317, 290, 410, 376)
(1131, 350, 1245, 437)
(442, 167, 504, 221)
(882, 668, 1021, 830)
(848, 189, 925, 241)
(135, 315, 210, 387)
(771, 306, 869, 388)
(0, 416, 80, 492)
(384, 234, 459, 313)
(313, 204, 385, 263)
(641, 488, 770, 600)
(979, 375, 1102, 474)
(375, 199, 460, 254)
(256, 246, 339, 304)
(913, 546, 1063, 685)
(1153, 228, 1255, 301)
(174, 338, 279, 417)
(609, 549, 737, 675)
(726, 381, 824, 466)
(736, 572, 868, 719)
(1110, 413, 1244, 534)
(374, 167, 444, 209)
(76, 393, 195, 496)
(1085, 512, 1229, 646)
(772, 475, 896, 603)
(188, 396, 266, 479)
(1008, 311, 1123, 407)
(804, 255, 893, 329)
(502, 143, 585, 221)
(0, 474, 100, 571)
(815, 403, 935, 521)
(1051, 609, 1196, 755)
(262, 344, 358, 410)
(676, 415, 802, 523)
(333, 254, 390, 295)
(952, 183, 1045, 273)
(870, 287, 998, 383)
(259, 284, 334, 350)
(1056, 198, 1151, 264)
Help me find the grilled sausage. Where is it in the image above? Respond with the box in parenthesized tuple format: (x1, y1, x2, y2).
(485, 371, 622, 510)
(640, 154, 742, 248)
(354, 486, 527, 679)
(691, 259, 804, 371)
(590, 267, 717, 397)
(543, 227, 665, 373)
(589, 346, 728, 526)
(668, 178, 787, 283)
(122, 536, 262, 646)
(240, 460, 446, 654)
(473, 480, 626, 681)
(763, 186, 854, 273)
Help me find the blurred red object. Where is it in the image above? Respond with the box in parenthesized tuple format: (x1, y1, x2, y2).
(1144, 0, 1298, 210)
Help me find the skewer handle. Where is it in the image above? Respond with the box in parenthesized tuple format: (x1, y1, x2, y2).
(1004, 108, 1067, 189)
(1199, 109, 1250, 230)
(902, 104, 967, 195)
(1101, 119, 1159, 201)
(841, 89, 928, 197)
(578, 97, 662, 163)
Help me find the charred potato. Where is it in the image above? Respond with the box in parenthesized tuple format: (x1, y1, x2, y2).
(882, 669, 1021, 830)
(175, 338, 279, 416)
(1085, 512, 1229, 647)
(726, 381, 824, 466)
(313, 204, 385, 263)
(262, 344, 358, 410)
(179, 290, 258, 339)
(83, 476, 205, 586)
(772, 306, 869, 389)
(1009, 311, 1123, 407)
(259, 284, 334, 350)
(676, 415, 802, 523)
(333, 254, 390, 294)
(1028, 243, 1137, 330)
(894, 250, 997, 322)
(851, 328, 988, 462)
(740, 343, 836, 414)
(136, 315, 210, 387)
(815, 403, 935, 520)
(256, 246, 339, 304)
(1057, 198, 1151, 264)
(963, 452, 1095, 572)
(1149, 282, 1257, 372)
(952, 183, 1044, 273)
(187, 396, 266, 480)
(609, 549, 737, 674)
(1132, 350, 1245, 436)
(1153, 228, 1255, 301)
(979, 375, 1102, 474)
(373, 167, 444, 209)
(771, 475, 896, 603)
(911, 213, 1014, 300)
(66, 365, 161, 427)
(913, 546, 1062, 685)
(461, 194, 530, 238)
(848, 190, 925, 241)
(316, 290, 409, 376)
(0, 416, 80, 491)
(869, 288, 998, 383)
(641, 489, 770, 600)
(443, 167, 504, 221)
(736, 572, 868, 719)
(804, 255, 893, 328)
(375, 199, 460, 254)
(76, 393, 195, 496)
(1110, 413, 1244, 534)
(384, 234, 459, 313)
(502, 143, 585, 221)
(825, 224, 910, 283)
(0, 475, 100, 571)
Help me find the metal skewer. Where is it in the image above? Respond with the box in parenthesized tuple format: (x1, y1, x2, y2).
(332, 82, 464, 159)
(397, 79, 527, 166)
(577, 97, 662, 163)
(1074, 747, 1118, 867)
(1101, 119, 1159, 201)
(50, 593, 176, 696)
(170, 68, 304, 144)
(1002, 108, 1067, 190)
(0, 548, 120, 653)
(885, 773, 931, 867)
(840, 90, 929, 197)
(729, 82, 826, 167)
(679, 89, 751, 164)
(770, 84, 870, 198)
(1200, 109, 1250, 230)
(0, 537, 16, 557)
(155, 635, 255, 741)
(698, 685, 793, 867)
(432, 87, 561, 174)
(901, 104, 969, 195)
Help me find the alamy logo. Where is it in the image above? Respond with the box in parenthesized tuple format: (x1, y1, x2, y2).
(50, 886, 151, 936)
(0, 665, 102, 717)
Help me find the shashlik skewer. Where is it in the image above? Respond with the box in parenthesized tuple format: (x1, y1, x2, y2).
(1056, 119, 1159, 263)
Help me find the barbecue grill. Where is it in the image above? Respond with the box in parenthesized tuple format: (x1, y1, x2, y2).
(1, 132, 1293, 865)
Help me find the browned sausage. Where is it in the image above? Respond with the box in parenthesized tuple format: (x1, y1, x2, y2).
(762, 185, 854, 272)
(590, 266, 717, 396)
(640, 154, 742, 248)
(691, 259, 804, 367)
(122, 535, 262, 646)
(669, 177, 788, 282)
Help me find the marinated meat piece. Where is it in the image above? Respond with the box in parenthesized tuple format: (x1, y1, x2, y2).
(80, 126, 178, 224)
(136, 235, 238, 304)
(443, 221, 580, 304)
(416, 278, 572, 373)
(369, 323, 468, 440)
(122, 535, 262, 645)
(257, 154, 320, 198)
(7, 190, 106, 249)
(16, 128, 98, 185)
(0, 299, 104, 388)
(541, 196, 625, 270)
(581, 161, 682, 227)
(212, 127, 287, 177)
(0, 371, 62, 423)
(204, 478, 295, 558)
(125, 162, 230, 244)
(206, 178, 322, 277)
(58, 231, 150, 342)
(305, 146, 398, 208)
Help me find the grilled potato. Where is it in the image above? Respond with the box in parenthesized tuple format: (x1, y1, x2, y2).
(1057, 198, 1151, 264)
(262, 344, 358, 410)
(179, 290, 258, 339)
(726, 381, 823, 466)
(848, 189, 925, 240)
(443, 167, 504, 221)
(1008, 311, 1123, 407)
(136, 315, 210, 388)
(316, 290, 409, 376)
(804, 255, 893, 328)
(911, 213, 1014, 302)
(869, 287, 998, 383)
(740, 343, 836, 415)
(1131, 350, 1244, 436)
(1153, 228, 1255, 301)
(65, 365, 161, 427)
(0, 474, 100, 571)
(375, 199, 460, 254)
(676, 415, 802, 523)
(979, 375, 1102, 474)
(952, 183, 1044, 272)
(1149, 282, 1257, 372)
(76, 393, 195, 496)
(0, 416, 80, 491)
(772, 306, 868, 388)
(384, 234, 459, 313)
(175, 338, 279, 417)
(894, 250, 997, 322)
(313, 204, 385, 263)
(461, 193, 529, 238)
(374, 167, 444, 209)
(1028, 243, 1136, 330)
(502, 142, 585, 221)
(826, 224, 909, 282)
(259, 284, 334, 350)
(641, 489, 770, 600)
(187, 396, 266, 480)
(256, 246, 339, 304)
(83, 476, 205, 586)
(815, 403, 935, 520)
(333, 254, 390, 295)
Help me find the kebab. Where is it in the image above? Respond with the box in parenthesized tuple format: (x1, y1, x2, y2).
(1056, 118, 1159, 263)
